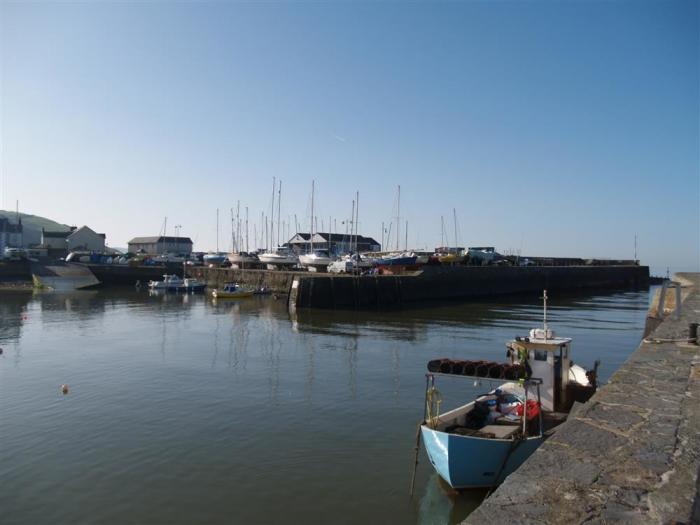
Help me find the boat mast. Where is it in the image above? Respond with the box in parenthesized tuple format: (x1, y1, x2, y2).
(310, 180, 315, 254)
(441, 216, 445, 248)
(396, 185, 400, 251)
(231, 208, 236, 253)
(236, 201, 241, 253)
(245, 206, 249, 252)
(355, 190, 359, 254)
(216, 208, 219, 252)
(270, 177, 275, 252)
(405, 220, 408, 251)
(453, 208, 458, 249)
(277, 180, 282, 248)
(350, 198, 355, 253)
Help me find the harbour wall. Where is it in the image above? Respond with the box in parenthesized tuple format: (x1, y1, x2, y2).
(464, 273, 700, 524)
(290, 265, 649, 309)
(185, 266, 298, 293)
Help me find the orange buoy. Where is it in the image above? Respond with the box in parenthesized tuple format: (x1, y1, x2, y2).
(61, 384, 69, 395)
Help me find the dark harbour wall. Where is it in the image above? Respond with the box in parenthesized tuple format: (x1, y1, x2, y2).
(289, 265, 649, 310)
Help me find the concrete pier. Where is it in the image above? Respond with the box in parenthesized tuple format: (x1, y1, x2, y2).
(464, 273, 700, 524)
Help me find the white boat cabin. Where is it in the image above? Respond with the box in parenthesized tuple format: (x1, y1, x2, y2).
(506, 328, 577, 412)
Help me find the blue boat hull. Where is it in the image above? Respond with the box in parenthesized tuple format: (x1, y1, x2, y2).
(421, 426, 544, 489)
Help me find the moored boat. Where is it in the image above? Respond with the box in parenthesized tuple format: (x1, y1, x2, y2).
(415, 291, 599, 490)
(148, 274, 183, 290)
(211, 282, 254, 299)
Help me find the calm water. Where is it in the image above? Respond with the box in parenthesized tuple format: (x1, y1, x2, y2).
(1, 287, 651, 525)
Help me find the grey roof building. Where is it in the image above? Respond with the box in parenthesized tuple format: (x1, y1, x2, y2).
(128, 236, 193, 255)
(287, 232, 380, 254)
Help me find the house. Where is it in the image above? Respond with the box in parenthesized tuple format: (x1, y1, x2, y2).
(67, 226, 106, 252)
(40, 225, 106, 254)
(286, 232, 381, 255)
(127, 236, 193, 255)
(0, 217, 23, 253)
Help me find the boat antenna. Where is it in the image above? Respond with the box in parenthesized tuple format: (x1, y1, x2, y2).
(542, 289, 548, 338)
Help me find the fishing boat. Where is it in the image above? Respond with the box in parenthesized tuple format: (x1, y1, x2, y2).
(413, 291, 599, 491)
(211, 282, 254, 299)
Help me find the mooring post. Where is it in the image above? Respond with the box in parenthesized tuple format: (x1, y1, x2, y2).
(656, 280, 668, 318)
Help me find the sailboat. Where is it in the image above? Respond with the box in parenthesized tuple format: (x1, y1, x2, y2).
(299, 180, 334, 271)
(228, 203, 259, 268)
(259, 178, 298, 269)
(415, 291, 599, 489)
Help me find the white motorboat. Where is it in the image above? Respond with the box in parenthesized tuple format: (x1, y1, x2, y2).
(148, 274, 183, 290)
(227, 252, 259, 268)
(299, 250, 334, 271)
(258, 247, 298, 269)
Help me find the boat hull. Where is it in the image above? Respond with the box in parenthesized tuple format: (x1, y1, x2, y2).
(212, 290, 254, 299)
(421, 426, 543, 489)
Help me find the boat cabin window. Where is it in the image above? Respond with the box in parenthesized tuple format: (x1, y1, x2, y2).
(534, 349, 548, 361)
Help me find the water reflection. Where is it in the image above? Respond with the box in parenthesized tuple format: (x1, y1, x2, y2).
(0, 286, 651, 525)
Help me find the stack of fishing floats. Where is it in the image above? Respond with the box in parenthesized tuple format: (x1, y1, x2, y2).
(427, 358, 527, 380)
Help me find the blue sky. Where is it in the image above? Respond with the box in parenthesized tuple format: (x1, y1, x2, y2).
(1, 1, 697, 273)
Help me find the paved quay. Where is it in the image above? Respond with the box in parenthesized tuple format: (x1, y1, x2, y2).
(466, 273, 700, 524)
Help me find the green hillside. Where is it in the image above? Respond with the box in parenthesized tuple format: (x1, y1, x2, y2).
(0, 210, 71, 246)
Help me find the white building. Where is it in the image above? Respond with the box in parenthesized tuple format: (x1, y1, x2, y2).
(67, 226, 106, 252)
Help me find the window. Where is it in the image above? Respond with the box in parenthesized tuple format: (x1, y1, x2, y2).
(534, 349, 548, 361)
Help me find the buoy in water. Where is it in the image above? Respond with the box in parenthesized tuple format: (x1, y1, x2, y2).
(61, 384, 69, 395)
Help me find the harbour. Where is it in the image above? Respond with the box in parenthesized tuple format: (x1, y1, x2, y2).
(0, 285, 654, 524)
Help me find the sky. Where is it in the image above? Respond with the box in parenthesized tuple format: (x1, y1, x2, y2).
(1, 0, 698, 274)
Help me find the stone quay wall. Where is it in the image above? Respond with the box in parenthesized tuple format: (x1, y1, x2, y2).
(465, 273, 700, 524)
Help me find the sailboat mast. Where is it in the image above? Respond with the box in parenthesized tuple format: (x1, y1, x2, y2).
(396, 185, 400, 251)
(236, 201, 241, 253)
(277, 180, 282, 248)
(405, 220, 408, 251)
(270, 177, 275, 251)
(441, 216, 445, 247)
(310, 180, 315, 253)
(355, 190, 359, 254)
(231, 208, 238, 253)
(350, 199, 355, 253)
(453, 208, 458, 249)
(245, 207, 249, 252)
(216, 208, 219, 252)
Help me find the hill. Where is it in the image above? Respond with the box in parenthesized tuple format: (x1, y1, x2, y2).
(0, 210, 71, 246)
